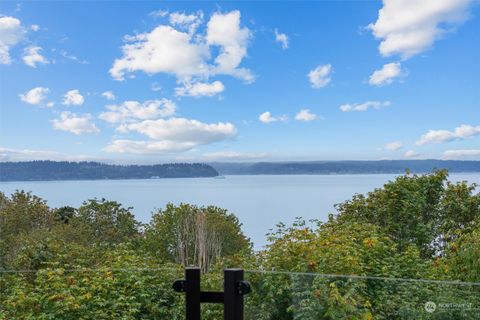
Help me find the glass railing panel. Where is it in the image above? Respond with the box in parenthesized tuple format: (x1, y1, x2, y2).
(245, 270, 480, 320)
(0, 266, 184, 319)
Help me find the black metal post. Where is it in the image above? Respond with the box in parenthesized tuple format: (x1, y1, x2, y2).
(173, 267, 250, 320)
(224, 269, 246, 320)
(186, 267, 201, 320)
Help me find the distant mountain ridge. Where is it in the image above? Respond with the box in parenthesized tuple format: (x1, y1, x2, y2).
(0, 161, 219, 181)
(210, 160, 480, 175)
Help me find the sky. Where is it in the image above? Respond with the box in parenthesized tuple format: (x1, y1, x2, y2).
(0, 0, 479, 163)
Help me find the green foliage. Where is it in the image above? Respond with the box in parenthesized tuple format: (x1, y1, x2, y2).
(144, 203, 252, 272)
(1, 170, 479, 319)
(74, 198, 141, 247)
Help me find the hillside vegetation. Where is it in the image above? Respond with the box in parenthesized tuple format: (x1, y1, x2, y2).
(1, 170, 479, 319)
(0, 161, 219, 181)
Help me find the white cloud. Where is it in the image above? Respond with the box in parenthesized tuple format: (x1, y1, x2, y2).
(169, 11, 203, 34)
(369, 62, 405, 86)
(442, 149, 480, 160)
(340, 101, 390, 112)
(404, 150, 419, 158)
(295, 109, 318, 122)
(149, 10, 169, 18)
(202, 151, 268, 161)
(22, 46, 48, 67)
(99, 99, 176, 124)
(120, 117, 236, 142)
(60, 50, 88, 64)
(0, 147, 96, 162)
(308, 64, 332, 88)
(30, 24, 40, 32)
(175, 80, 225, 97)
(384, 141, 403, 151)
(110, 25, 209, 81)
(62, 89, 84, 106)
(0, 16, 25, 64)
(19, 87, 49, 105)
(103, 140, 197, 154)
(102, 91, 116, 100)
(259, 111, 288, 124)
(51, 112, 99, 135)
(369, 0, 473, 59)
(105, 117, 236, 154)
(110, 10, 253, 84)
(206, 10, 253, 83)
(274, 28, 289, 49)
(416, 124, 480, 145)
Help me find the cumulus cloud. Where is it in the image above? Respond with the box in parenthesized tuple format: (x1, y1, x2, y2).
(110, 10, 253, 84)
(102, 91, 115, 100)
(404, 150, 419, 158)
(22, 46, 48, 67)
(110, 25, 209, 81)
(0, 16, 25, 64)
(416, 124, 480, 145)
(99, 99, 176, 124)
(206, 10, 253, 82)
(369, 62, 405, 86)
(62, 89, 84, 106)
(274, 28, 289, 49)
(295, 109, 318, 122)
(51, 112, 99, 135)
(259, 111, 287, 124)
(369, 0, 473, 59)
(19, 87, 49, 105)
(175, 80, 225, 97)
(105, 117, 236, 154)
(30, 24, 40, 32)
(0, 147, 96, 162)
(340, 101, 390, 112)
(308, 64, 332, 88)
(120, 117, 235, 141)
(442, 149, 480, 160)
(202, 151, 268, 161)
(384, 141, 403, 151)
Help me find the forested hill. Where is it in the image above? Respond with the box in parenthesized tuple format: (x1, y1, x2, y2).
(0, 161, 219, 181)
(211, 160, 480, 175)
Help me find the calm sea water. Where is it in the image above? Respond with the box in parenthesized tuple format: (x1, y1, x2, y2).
(1, 173, 479, 248)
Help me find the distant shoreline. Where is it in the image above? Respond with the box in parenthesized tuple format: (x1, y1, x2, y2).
(3, 171, 480, 183)
(1, 160, 479, 182)
(0, 161, 219, 182)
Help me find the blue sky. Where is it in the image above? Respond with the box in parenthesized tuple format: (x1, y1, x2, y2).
(0, 1, 479, 163)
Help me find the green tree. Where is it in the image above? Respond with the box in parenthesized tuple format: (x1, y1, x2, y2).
(73, 198, 141, 247)
(335, 170, 480, 258)
(144, 203, 251, 272)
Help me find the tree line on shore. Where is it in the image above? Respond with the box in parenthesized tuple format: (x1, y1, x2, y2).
(1, 170, 479, 319)
(0, 161, 219, 181)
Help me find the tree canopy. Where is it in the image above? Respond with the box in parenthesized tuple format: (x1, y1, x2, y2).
(1, 170, 479, 319)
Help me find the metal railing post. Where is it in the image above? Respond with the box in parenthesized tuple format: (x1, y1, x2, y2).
(173, 267, 250, 320)
(224, 269, 250, 320)
(186, 268, 201, 320)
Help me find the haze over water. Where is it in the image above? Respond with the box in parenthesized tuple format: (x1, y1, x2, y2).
(2, 173, 479, 249)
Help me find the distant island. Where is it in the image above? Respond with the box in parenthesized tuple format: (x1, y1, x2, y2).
(210, 160, 480, 175)
(0, 161, 219, 181)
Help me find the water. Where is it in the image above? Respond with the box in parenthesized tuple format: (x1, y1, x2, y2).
(1, 173, 479, 248)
